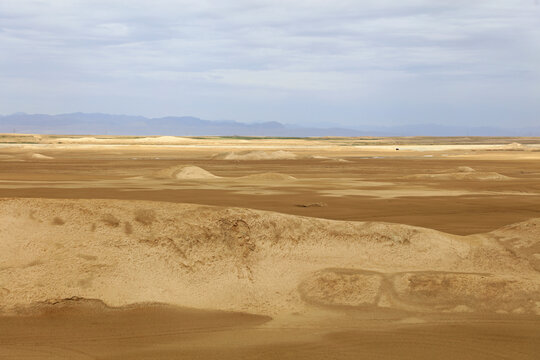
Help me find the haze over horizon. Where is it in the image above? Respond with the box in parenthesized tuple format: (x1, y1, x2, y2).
(2, 111, 540, 136)
(1, 1, 539, 131)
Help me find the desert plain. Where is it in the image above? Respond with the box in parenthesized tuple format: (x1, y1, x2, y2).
(1, 134, 540, 359)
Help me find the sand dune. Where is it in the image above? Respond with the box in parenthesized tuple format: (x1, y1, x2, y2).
(1, 198, 538, 317)
(502, 142, 529, 151)
(457, 166, 476, 172)
(156, 165, 296, 182)
(238, 173, 296, 181)
(52, 136, 197, 145)
(307, 155, 350, 162)
(29, 153, 54, 160)
(173, 166, 220, 179)
(300, 268, 540, 313)
(156, 165, 221, 179)
(213, 150, 297, 160)
(213, 150, 347, 162)
(405, 167, 510, 181)
(132, 136, 198, 144)
(490, 218, 540, 272)
(1, 135, 540, 358)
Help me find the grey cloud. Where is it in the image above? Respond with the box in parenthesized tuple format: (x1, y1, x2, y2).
(0, 0, 539, 128)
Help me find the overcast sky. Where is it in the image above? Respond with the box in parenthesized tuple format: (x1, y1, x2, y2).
(1, 0, 539, 128)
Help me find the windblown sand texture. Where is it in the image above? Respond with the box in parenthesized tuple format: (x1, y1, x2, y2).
(157, 165, 221, 180)
(213, 150, 298, 160)
(405, 166, 511, 181)
(156, 165, 296, 182)
(29, 153, 54, 160)
(1, 135, 540, 359)
(1, 197, 539, 316)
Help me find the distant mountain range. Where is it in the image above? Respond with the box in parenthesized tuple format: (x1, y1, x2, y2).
(1, 112, 538, 137)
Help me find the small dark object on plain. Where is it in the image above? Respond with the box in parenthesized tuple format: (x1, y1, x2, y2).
(295, 202, 328, 208)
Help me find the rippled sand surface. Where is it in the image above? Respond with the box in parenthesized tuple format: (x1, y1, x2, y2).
(1, 135, 539, 359)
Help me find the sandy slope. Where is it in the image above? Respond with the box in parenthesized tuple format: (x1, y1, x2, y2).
(1, 136, 540, 358)
(156, 165, 222, 179)
(52, 136, 199, 145)
(29, 153, 54, 160)
(1, 198, 538, 316)
(238, 172, 296, 181)
(405, 167, 511, 181)
(213, 150, 298, 160)
(156, 165, 296, 182)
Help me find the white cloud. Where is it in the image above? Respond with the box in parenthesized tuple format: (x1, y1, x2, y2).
(0, 0, 539, 126)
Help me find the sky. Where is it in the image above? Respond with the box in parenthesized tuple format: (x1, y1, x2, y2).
(1, 0, 539, 129)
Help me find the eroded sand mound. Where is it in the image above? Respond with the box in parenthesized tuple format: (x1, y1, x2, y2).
(156, 166, 295, 182)
(307, 155, 350, 162)
(156, 165, 220, 180)
(299, 269, 383, 307)
(172, 166, 220, 180)
(132, 136, 197, 144)
(213, 150, 297, 160)
(52, 136, 197, 145)
(392, 272, 540, 313)
(29, 153, 54, 160)
(490, 218, 540, 272)
(299, 269, 540, 313)
(502, 142, 528, 150)
(405, 170, 510, 181)
(0, 198, 538, 316)
(238, 173, 296, 181)
(457, 166, 476, 173)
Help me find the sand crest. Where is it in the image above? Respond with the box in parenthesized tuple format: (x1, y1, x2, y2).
(156, 166, 296, 182)
(172, 166, 220, 179)
(157, 165, 220, 179)
(52, 136, 197, 145)
(238, 173, 296, 181)
(213, 150, 297, 160)
(457, 166, 475, 173)
(1, 198, 538, 316)
(405, 170, 510, 181)
(29, 153, 54, 160)
(502, 142, 528, 150)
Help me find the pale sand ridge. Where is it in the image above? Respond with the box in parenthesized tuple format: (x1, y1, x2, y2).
(213, 150, 298, 160)
(156, 165, 296, 181)
(1, 198, 538, 316)
(405, 166, 511, 181)
(29, 153, 54, 160)
(238, 173, 296, 181)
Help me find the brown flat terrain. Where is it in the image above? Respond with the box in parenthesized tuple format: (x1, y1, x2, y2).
(3, 302, 539, 359)
(1, 135, 539, 359)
